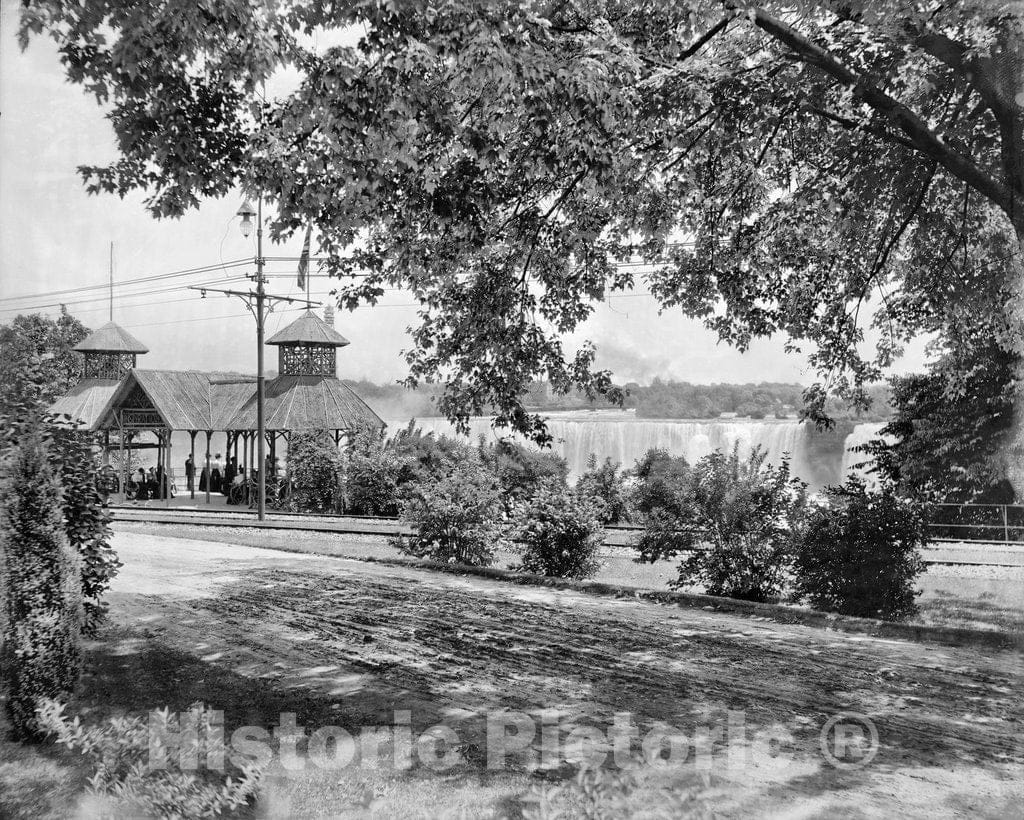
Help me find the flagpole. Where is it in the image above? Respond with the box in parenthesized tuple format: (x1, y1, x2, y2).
(109, 242, 114, 322)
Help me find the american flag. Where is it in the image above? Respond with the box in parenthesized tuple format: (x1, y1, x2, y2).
(297, 225, 312, 289)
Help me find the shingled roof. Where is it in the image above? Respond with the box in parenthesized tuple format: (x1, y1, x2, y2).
(226, 375, 384, 432)
(266, 311, 350, 347)
(73, 321, 149, 353)
(48, 379, 121, 429)
(93, 369, 383, 433)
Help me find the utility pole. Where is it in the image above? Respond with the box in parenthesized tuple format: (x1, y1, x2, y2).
(255, 196, 267, 520)
(191, 198, 319, 522)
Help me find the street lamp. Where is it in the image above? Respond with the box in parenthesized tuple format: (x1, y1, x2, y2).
(238, 195, 267, 521)
(237, 200, 256, 238)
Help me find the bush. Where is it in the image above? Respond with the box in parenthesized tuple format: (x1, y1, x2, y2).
(388, 421, 465, 484)
(342, 428, 404, 515)
(51, 425, 119, 634)
(793, 479, 926, 620)
(287, 431, 342, 513)
(394, 451, 506, 565)
(37, 699, 262, 819)
(513, 481, 604, 579)
(1, 428, 83, 738)
(576, 455, 630, 524)
(480, 439, 568, 514)
(627, 449, 691, 519)
(634, 445, 806, 602)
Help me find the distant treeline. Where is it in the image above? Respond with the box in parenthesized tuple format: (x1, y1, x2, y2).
(623, 380, 892, 421)
(346, 377, 892, 422)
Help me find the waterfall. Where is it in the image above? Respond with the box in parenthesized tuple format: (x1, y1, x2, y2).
(840, 422, 887, 483)
(387, 411, 812, 481)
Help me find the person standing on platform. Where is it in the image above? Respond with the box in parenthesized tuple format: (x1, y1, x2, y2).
(223, 455, 236, 496)
(185, 455, 195, 492)
(211, 452, 224, 493)
(199, 456, 209, 492)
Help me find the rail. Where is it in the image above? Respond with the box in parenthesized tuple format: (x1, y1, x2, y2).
(927, 503, 1024, 544)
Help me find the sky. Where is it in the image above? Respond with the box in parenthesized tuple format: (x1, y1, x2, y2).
(0, 0, 930, 388)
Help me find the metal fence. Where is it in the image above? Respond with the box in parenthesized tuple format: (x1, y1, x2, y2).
(927, 503, 1024, 544)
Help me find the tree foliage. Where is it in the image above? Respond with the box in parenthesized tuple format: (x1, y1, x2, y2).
(1, 426, 84, 738)
(793, 478, 926, 620)
(576, 454, 631, 524)
(634, 445, 807, 601)
(50, 427, 119, 633)
(512, 480, 604, 578)
(341, 428, 403, 515)
(479, 438, 569, 514)
(0, 309, 88, 420)
(286, 431, 342, 513)
(19, 1, 1024, 441)
(863, 267, 1018, 502)
(394, 450, 506, 566)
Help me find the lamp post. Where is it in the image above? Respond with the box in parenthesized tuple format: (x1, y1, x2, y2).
(237, 197, 267, 521)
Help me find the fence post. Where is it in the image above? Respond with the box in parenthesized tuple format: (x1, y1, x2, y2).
(1004, 505, 1009, 543)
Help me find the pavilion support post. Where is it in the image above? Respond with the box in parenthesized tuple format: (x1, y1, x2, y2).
(165, 430, 172, 507)
(242, 432, 250, 505)
(205, 431, 212, 505)
(189, 431, 197, 500)
(118, 412, 126, 503)
(103, 431, 110, 467)
(154, 431, 162, 502)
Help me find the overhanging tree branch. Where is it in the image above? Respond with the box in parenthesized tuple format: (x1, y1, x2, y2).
(738, 4, 1019, 230)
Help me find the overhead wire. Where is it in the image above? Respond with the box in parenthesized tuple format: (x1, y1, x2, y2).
(0, 273, 254, 313)
(0, 258, 252, 305)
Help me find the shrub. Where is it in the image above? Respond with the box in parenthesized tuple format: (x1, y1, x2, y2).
(287, 431, 342, 513)
(513, 481, 604, 579)
(51, 425, 120, 634)
(634, 445, 806, 602)
(576, 455, 630, 524)
(1, 427, 83, 738)
(793, 479, 926, 620)
(394, 451, 506, 565)
(37, 699, 262, 819)
(481, 439, 568, 513)
(388, 421, 465, 484)
(342, 428, 404, 515)
(627, 449, 691, 519)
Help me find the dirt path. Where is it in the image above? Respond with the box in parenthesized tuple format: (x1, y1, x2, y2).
(105, 530, 1024, 818)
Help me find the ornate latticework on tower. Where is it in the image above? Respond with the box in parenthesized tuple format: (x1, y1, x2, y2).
(267, 310, 350, 377)
(49, 321, 149, 429)
(73, 321, 148, 380)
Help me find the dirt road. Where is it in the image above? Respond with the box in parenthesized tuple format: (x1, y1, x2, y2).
(104, 530, 1024, 818)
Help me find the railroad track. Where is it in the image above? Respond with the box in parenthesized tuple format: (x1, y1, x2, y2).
(110, 505, 1024, 567)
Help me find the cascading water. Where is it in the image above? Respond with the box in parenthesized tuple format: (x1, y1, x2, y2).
(840, 422, 887, 483)
(388, 411, 815, 481)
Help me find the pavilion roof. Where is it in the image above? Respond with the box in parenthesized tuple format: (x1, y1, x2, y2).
(266, 311, 350, 347)
(226, 375, 384, 432)
(92, 368, 383, 433)
(47, 379, 121, 430)
(73, 321, 149, 354)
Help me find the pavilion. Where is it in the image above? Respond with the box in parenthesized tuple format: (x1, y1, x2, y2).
(49, 321, 149, 430)
(50, 310, 384, 506)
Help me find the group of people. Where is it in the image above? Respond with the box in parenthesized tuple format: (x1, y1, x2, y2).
(128, 466, 172, 501)
(183, 453, 284, 504)
(185, 452, 235, 494)
(92, 451, 286, 505)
